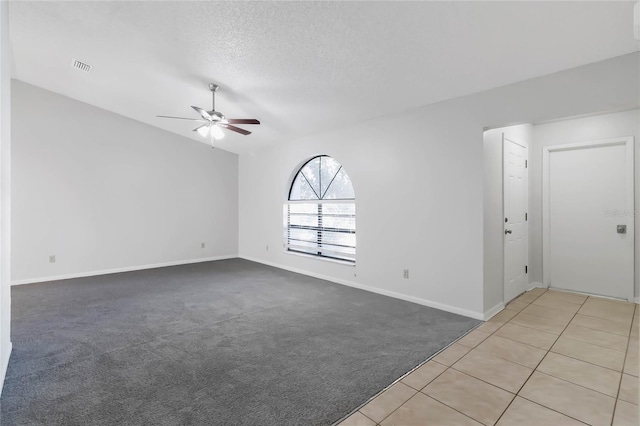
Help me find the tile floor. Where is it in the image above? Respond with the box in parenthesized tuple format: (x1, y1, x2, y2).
(338, 288, 639, 426)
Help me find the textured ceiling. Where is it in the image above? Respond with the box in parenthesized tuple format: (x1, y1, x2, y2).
(9, 1, 640, 154)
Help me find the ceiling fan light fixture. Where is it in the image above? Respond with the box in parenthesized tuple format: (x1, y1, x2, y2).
(196, 124, 210, 137)
(211, 125, 225, 140)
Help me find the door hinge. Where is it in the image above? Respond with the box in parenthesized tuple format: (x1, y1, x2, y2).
(525, 160, 528, 168)
(525, 265, 528, 274)
(525, 212, 528, 221)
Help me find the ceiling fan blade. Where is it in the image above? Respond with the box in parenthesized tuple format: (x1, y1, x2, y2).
(191, 106, 212, 121)
(226, 119, 261, 125)
(157, 115, 206, 122)
(220, 123, 251, 136)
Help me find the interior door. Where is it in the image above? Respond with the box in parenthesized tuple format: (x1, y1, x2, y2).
(504, 136, 528, 303)
(545, 138, 634, 301)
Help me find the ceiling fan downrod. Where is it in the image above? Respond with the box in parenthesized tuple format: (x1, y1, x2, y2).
(209, 83, 219, 111)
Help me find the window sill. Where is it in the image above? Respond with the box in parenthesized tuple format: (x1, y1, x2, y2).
(283, 250, 356, 267)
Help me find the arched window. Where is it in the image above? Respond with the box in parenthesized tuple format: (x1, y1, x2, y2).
(284, 156, 356, 263)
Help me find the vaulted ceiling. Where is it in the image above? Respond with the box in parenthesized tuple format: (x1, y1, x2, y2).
(9, 1, 640, 154)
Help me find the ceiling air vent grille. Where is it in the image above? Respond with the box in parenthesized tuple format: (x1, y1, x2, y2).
(71, 59, 92, 73)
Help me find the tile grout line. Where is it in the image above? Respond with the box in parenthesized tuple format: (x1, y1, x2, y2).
(610, 304, 636, 426)
(491, 289, 549, 425)
(494, 289, 593, 425)
(414, 288, 548, 426)
(546, 343, 625, 373)
(534, 368, 621, 399)
(514, 393, 590, 425)
(361, 295, 537, 426)
(502, 292, 634, 425)
(344, 289, 631, 426)
(332, 323, 482, 426)
(515, 294, 622, 425)
(405, 368, 518, 425)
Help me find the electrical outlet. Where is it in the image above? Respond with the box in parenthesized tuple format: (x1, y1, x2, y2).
(403, 269, 409, 279)
(49, 255, 56, 263)
(201, 242, 205, 248)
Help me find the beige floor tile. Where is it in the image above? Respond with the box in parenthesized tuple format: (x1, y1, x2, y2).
(628, 337, 638, 354)
(476, 321, 504, 334)
(631, 322, 639, 339)
(360, 382, 416, 423)
(495, 323, 558, 350)
(562, 324, 629, 352)
(488, 309, 518, 324)
(532, 296, 581, 314)
(571, 314, 632, 337)
(423, 369, 514, 426)
(475, 335, 546, 369)
(579, 299, 635, 325)
(551, 336, 625, 371)
(380, 393, 482, 426)
(619, 374, 639, 405)
(338, 412, 377, 426)
(613, 399, 639, 426)
(519, 371, 616, 426)
(521, 303, 575, 323)
(537, 352, 621, 397)
(458, 330, 492, 349)
(495, 396, 584, 426)
(624, 353, 639, 377)
(586, 296, 635, 310)
(504, 300, 529, 313)
(515, 293, 540, 304)
(522, 303, 575, 325)
(527, 287, 548, 296)
(544, 289, 588, 304)
(401, 361, 447, 391)
(431, 343, 470, 366)
(510, 312, 568, 335)
(452, 349, 533, 393)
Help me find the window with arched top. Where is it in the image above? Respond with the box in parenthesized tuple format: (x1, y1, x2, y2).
(284, 156, 356, 263)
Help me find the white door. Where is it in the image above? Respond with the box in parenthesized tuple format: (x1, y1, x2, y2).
(504, 136, 529, 303)
(543, 138, 634, 301)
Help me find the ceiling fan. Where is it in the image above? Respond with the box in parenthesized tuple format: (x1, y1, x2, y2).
(157, 83, 260, 147)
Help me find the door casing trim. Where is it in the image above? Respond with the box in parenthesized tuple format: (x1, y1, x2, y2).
(542, 136, 635, 301)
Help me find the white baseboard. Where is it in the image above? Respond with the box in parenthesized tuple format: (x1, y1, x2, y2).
(240, 256, 484, 320)
(483, 302, 505, 321)
(0, 341, 12, 397)
(635, 297, 639, 304)
(11, 255, 238, 286)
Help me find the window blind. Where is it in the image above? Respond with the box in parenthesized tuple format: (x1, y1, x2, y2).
(284, 201, 356, 263)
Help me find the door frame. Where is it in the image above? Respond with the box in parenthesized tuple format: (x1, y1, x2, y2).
(503, 135, 529, 303)
(542, 136, 635, 300)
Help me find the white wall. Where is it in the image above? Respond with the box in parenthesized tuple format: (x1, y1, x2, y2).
(240, 53, 639, 320)
(531, 109, 640, 298)
(0, 0, 12, 395)
(11, 81, 239, 283)
(483, 124, 532, 314)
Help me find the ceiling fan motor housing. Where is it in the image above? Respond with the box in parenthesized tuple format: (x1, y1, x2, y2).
(208, 110, 225, 122)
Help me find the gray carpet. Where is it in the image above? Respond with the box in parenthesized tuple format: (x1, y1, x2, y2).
(0, 258, 479, 425)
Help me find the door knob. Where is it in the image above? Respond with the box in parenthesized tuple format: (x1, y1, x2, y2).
(505, 229, 512, 235)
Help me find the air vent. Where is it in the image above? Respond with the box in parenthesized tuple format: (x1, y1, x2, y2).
(71, 59, 92, 73)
